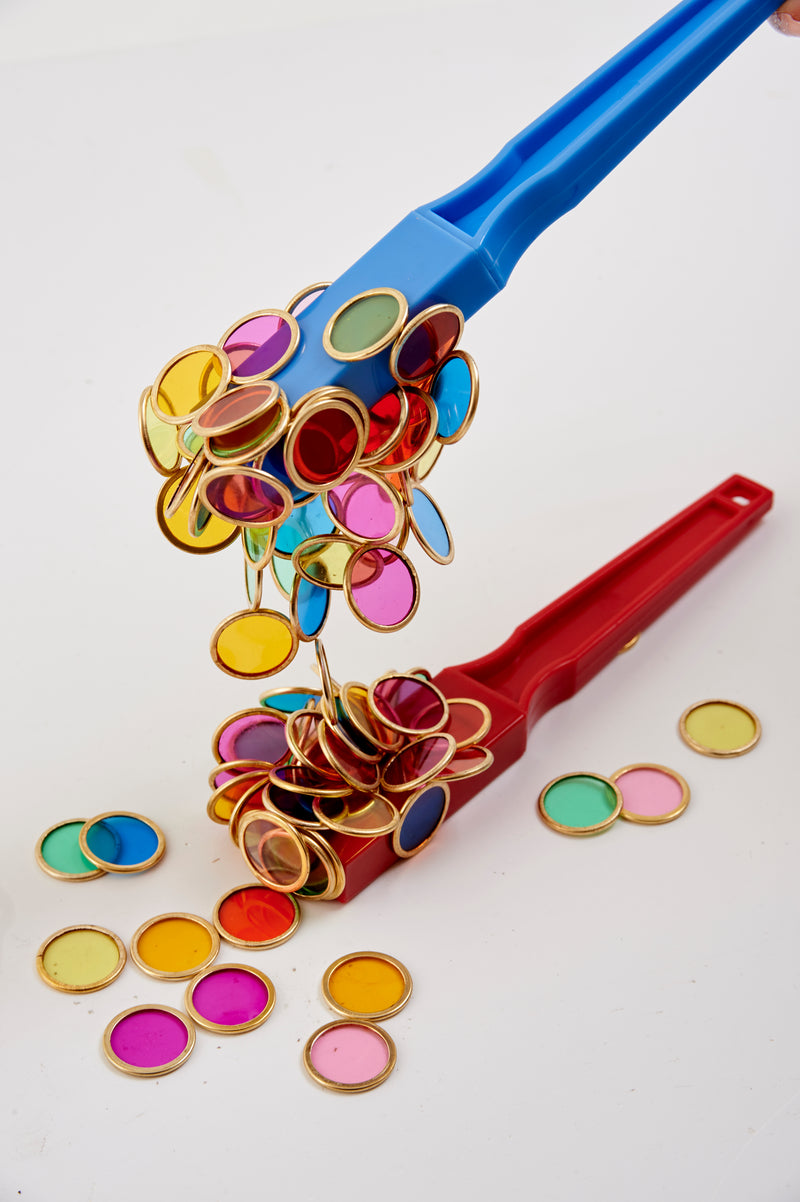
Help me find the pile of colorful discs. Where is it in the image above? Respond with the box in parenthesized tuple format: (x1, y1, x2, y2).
(102, 952, 279, 1077)
(536, 700, 762, 837)
(139, 282, 479, 679)
(304, 950, 412, 1092)
(35, 812, 166, 879)
(35, 898, 285, 1077)
(207, 641, 493, 897)
(537, 765, 692, 835)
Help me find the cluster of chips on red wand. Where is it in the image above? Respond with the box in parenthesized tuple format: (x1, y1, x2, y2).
(138, 282, 480, 679)
(207, 642, 494, 898)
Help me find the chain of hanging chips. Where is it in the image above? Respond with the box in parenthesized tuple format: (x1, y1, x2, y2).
(206, 644, 493, 898)
(138, 283, 480, 680)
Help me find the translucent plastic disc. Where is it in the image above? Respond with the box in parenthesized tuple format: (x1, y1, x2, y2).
(392, 783, 450, 857)
(228, 782, 269, 843)
(317, 724, 381, 791)
(201, 467, 293, 527)
(213, 884, 300, 949)
(295, 833, 343, 900)
(215, 708, 290, 764)
(328, 711, 384, 763)
(678, 699, 761, 757)
(157, 472, 239, 555)
(410, 438, 443, 482)
(381, 733, 456, 792)
(211, 610, 298, 679)
(390, 304, 464, 383)
(344, 544, 419, 631)
(324, 288, 407, 361)
(313, 639, 339, 728)
(285, 399, 366, 490)
(275, 494, 333, 556)
(206, 422, 287, 469)
(178, 423, 204, 458)
(80, 813, 166, 873)
(130, 913, 220, 983)
(368, 674, 447, 736)
(339, 682, 403, 751)
(270, 553, 297, 598)
(324, 471, 404, 543)
(538, 773, 623, 836)
(408, 485, 453, 564)
(285, 710, 341, 779)
(269, 763, 352, 798)
(430, 350, 479, 443)
(313, 792, 399, 838)
(610, 763, 691, 824)
(361, 387, 409, 464)
(294, 536, 357, 590)
(242, 524, 276, 571)
(245, 562, 263, 608)
(184, 964, 276, 1034)
(164, 449, 207, 519)
(189, 492, 214, 538)
(291, 575, 330, 641)
(286, 281, 331, 316)
(37, 925, 126, 992)
(374, 388, 436, 472)
(207, 771, 271, 824)
(36, 819, 106, 881)
(210, 759, 273, 789)
(193, 381, 284, 437)
(440, 744, 493, 782)
(263, 781, 333, 830)
(103, 1006, 195, 1077)
(139, 386, 181, 475)
(152, 345, 231, 425)
(259, 686, 322, 717)
(303, 1020, 396, 1092)
(221, 310, 299, 382)
(441, 697, 492, 746)
(322, 952, 412, 1019)
(238, 811, 310, 892)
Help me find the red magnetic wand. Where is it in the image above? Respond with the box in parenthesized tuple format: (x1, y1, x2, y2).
(329, 474, 773, 901)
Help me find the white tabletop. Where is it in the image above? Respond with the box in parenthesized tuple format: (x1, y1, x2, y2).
(2, 2, 798, 1199)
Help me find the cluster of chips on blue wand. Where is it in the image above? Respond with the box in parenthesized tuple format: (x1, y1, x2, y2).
(206, 642, 494, 898)
(139, 284, 478, 679)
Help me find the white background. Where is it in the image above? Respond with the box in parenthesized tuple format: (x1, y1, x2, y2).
(2, 1, 798, 1198)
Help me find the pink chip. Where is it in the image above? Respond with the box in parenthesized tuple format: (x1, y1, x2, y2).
(612, 764, 690, 823)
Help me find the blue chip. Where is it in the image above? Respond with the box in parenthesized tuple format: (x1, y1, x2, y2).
(294, 577, 330, 639)
(396, 785, 448, 854)
(275, 494, 333, 556)
(431, 353, 474, 440)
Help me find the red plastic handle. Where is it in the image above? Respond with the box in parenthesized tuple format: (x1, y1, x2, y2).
(332, 474, 772, 901)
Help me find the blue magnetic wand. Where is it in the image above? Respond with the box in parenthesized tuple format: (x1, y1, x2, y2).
(272, 0, 779, 408)
(144, 0, 785, 672)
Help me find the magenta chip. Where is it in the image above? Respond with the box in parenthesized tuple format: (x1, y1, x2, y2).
(223, 313, 295, 379)
(104, 1006, 194, 1075)
(346, 546, 417, 630)
(188, 966, 273, 1032)
(217, 713, 289, 764)
(326, 473, 399, 541)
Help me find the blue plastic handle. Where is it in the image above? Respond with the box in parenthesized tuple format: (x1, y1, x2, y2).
(274, 0, 776, 408)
